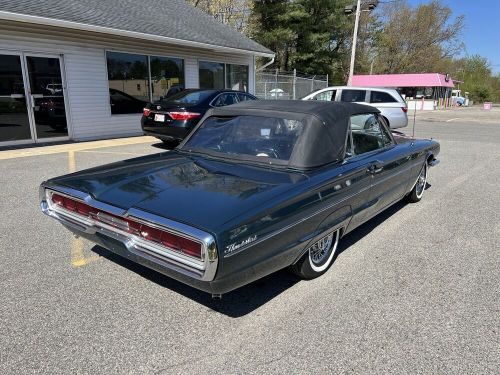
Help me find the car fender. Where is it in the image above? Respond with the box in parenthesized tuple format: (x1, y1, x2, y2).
(292, 205, 352, 264)
(425, 142, 440, 167)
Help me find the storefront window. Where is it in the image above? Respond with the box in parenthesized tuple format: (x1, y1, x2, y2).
(226, 64, 248, 92)
(106, 52, 149, 114)
(107, 52, 186, 114)
(150, 56, 184, 101)
(199, 61, 249, 91)
(199, 61, 225, 89)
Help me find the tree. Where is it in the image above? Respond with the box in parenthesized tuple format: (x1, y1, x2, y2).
(186, 0, 252, 33)
(248, 0, 294, 70)
(190, 0, 500, 102)
(288, 0, 352, 78)
(249, 0, 352, 81)
(491, 73, 500, 103)
(455, 55, 494, 102)
(373, 0, 464, 74)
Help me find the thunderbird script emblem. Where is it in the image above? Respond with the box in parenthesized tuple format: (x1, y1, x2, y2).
(225, 235, 257, 256)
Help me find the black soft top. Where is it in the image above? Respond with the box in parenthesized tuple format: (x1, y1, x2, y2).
(221, 99, 378, 118)
(198, 100, 379, 169)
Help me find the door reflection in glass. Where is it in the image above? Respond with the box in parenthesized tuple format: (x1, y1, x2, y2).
(0, 55, 31, 143)
(26, 56, 68, 139)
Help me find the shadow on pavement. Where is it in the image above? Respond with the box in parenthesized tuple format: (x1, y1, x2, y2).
(91, 200, 408, 318)
(336, 201, 406, 255)
(151, 141, 179, 151)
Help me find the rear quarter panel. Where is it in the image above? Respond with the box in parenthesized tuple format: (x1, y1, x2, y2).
(402, 138, 440, 193)
(211, 165, 368, 293)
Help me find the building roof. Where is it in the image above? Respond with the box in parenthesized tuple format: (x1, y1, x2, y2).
(352, 73, 455, 88)
(0, 0, 273, 56)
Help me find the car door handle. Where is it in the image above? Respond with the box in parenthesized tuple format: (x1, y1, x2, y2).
(368, 162, 384, 174)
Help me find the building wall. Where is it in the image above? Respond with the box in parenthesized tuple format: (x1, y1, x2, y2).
(0, 21, 254, 141)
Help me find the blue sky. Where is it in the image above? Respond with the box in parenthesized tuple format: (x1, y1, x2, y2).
(406, 0, 500, 74)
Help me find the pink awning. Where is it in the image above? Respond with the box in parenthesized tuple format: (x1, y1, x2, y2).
(352, 73, 455, 88)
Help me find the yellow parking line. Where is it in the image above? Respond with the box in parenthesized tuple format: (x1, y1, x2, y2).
(68, 150, 76, 172)
(71, 237, 100, 268)
(67, 149, 100, 267)
(77, 150, 147, 156)
(0, 136, 156, 161)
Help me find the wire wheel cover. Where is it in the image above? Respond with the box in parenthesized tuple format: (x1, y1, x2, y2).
(416, 165, 427, 198)
(309, 233, 334, 265)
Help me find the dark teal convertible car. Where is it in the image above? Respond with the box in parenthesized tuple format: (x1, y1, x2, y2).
(40, 101, 440, 296)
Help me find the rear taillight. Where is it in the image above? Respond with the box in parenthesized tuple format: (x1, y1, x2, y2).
(179, 237, 203, 258)
(161, 232, 181, 251)
(167, 111, 201, 121)
(75, 202, 92, 216)
(52, 193, 97, 216)
(49, 193, 203, 259)
(127, 219, 142, 235)
(51, 193, 64, 206)
(63, 197, 76, 211)
(402, 106, 408, 113)
(141, 225, 163, 243)
(40, 100, 55, 108)
(138, 222, 202, 259)
(143, 108, 151, 117)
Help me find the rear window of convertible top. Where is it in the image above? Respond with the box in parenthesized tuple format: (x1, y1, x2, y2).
(182, 115, 305, 162)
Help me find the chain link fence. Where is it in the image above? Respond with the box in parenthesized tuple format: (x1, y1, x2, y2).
(255, 69, 329, 100)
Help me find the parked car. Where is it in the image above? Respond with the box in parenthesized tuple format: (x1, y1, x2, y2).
(164, 84, 184, 98)
(451, 89, 468, 106)
(268, 88, 286, 98)
(109, 89, 147, 115)
(40, 101, 439, 296)
(45, 83, 63, 94)
(141, 89, 257, 143)
(34, 96, 67, 129)
(302, 86, 408, 129)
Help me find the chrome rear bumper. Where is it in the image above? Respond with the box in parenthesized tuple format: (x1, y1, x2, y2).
(40, 185, 218, 283)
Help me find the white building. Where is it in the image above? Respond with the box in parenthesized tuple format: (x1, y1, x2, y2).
(0, 0, 273, 147)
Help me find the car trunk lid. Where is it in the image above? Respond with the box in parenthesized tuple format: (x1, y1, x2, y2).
(50, 152, 304, 232)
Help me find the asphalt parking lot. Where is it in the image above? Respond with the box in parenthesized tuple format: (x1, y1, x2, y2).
(1, 107, 499, 374)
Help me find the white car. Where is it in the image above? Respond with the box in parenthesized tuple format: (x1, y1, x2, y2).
(302, 86, 408, 129)
(46, 83, 63, 94)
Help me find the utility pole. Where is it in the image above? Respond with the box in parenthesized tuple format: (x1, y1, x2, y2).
(347, 0, 362, 86)
(345, 1, 378, 85)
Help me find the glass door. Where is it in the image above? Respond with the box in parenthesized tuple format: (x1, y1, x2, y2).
(25, 55, 69, 140)
(0, 54, 32, 143)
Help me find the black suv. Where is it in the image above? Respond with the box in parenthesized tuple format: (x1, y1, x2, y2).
(141, 89, 257, 144)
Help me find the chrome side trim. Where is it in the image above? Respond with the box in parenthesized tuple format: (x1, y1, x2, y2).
(224, 184, 370, 258)
(223, 159, 423, 257)
(40, 186, 218, 281)
(369, 160, 421, 188)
